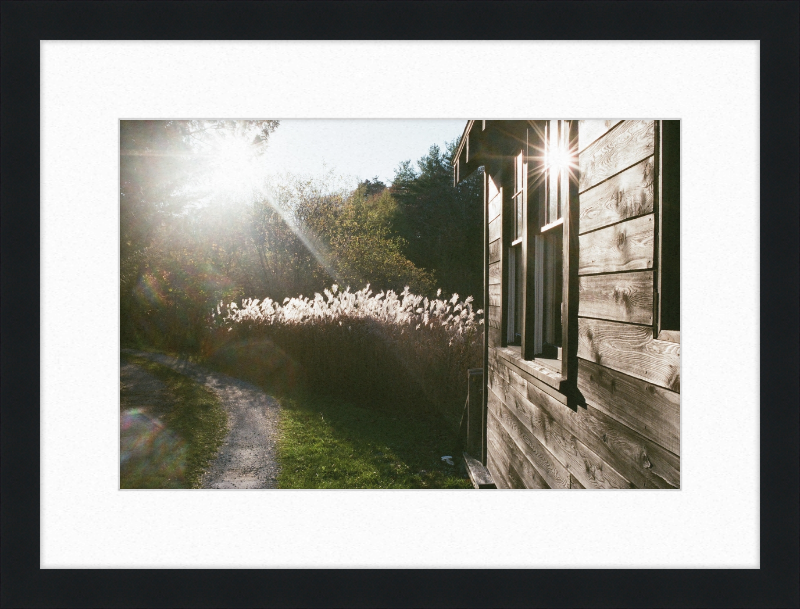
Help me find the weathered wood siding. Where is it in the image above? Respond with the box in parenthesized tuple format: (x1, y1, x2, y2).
(484, 120, 680, 489)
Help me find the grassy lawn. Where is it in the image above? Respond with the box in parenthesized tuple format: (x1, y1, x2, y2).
(276, 391, 471, 489)
(121, 355, 227, 489)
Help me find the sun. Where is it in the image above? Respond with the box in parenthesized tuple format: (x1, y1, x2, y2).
(205, 136, 267, 201)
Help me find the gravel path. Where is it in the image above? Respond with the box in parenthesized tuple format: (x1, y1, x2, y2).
(122, 349, 281, 489)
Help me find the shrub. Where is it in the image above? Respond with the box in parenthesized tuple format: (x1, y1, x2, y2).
(205, 285, 483, 430)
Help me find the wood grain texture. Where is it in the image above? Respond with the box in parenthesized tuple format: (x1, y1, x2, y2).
(578, 359, 680, 455)
(579, 214, 654, 275)
(488, 193, 502, 222)
(579, 156, 654, 234)
(490, 367, 632, 489)
(463, 452, 496, 489)
(489, 349, 567, 405)
(578, 271, 654, 324)
(578, 121, 655, 192)
(487, 417, 550, 489)
(489, 358, 680, 488)
(488, 239, 501, 264)
(488, 306, 502, 329)
(493, 347, 564, 392)
(488, 327, 502, 348)
(488, 216, 502, 243)
(578, 318, 680, 392)
(570, 474, 585, 489)
(580, 120, 654, 192)
(488, 284, 501, 307)
(657, 330, 680, 344)
(490, 359, 679, 488)
(579, 120, 622, 152)
(488, 390, 571, 489)
(486, 451, 513, 490)
(488, 261, 502, 285)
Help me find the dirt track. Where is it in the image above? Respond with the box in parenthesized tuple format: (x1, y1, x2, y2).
(121, 350, 281, 489)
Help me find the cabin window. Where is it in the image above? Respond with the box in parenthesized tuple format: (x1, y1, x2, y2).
(507, 152, 525, 345)
(496, 121, 575, 385)
(496, 120, 576, 386)
(659, 120, 680, 335)
(530, 120, 570, 365)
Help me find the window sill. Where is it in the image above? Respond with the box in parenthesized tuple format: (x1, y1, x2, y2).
(495, 346, 565, 391)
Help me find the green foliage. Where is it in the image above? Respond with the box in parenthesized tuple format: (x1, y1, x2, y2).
(120, 123, 481, 366)
(273, 171, 435, 296)
(390, 141, 484, 307)
(120, 120, 280, 349)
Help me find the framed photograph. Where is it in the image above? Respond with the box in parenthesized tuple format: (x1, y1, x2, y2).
(3, 1, 797, 607)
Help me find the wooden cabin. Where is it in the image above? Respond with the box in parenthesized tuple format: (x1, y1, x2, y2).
(454, 120, 680, 489)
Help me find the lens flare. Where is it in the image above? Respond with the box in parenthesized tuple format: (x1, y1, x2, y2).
(120, 408, 187, 488)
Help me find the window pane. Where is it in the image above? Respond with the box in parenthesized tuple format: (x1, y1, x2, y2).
(516, 152, 524, 193)
(507, 246, 523, 345)
(515, 193, 523, 240)
(548, 120, 560, 224)
(542, 230, 562, 356)
(514, 244, 523, 343)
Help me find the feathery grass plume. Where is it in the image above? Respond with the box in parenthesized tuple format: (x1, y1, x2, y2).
(208, 285, 483, 429)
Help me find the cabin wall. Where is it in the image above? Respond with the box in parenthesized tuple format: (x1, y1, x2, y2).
(485, 120, 680, 489)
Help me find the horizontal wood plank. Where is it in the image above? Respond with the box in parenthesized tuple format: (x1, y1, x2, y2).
(488, 216, 502, 243)
(578, 318, 680, 392)
(489, 349, 567, 404)
(488, 260, 502, 285)
(488, 283, 501, 307)
(488, 306, 502, 329)
(488, 239, 501, 264)
(488, 193, 502, 222)
(493, 347, 565, 393)
(486, 452, 512, 489)
(487, 417, 549, 489)
(579, 120, 654, 192)
(490, 360, 679, 488)
(579, 156, 654, 234)
(491, 368, 632, 489)
(579, 213, 654, 275)
(578, 271, 654, 324)
(579, 120, 622, 152)
(578, 359, 680, 455)
(657, 330, 680, 344)
(488, 389, 571, 489)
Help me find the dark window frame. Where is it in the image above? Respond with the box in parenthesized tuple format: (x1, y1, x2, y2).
(657, 120, 680, 341)
(525, 121, 577, 384)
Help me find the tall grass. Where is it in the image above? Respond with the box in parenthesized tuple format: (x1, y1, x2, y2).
(205, 285, 483, 430)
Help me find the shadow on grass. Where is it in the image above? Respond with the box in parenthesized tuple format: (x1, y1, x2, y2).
(139, 342, 471, 489)
(276, 391, 470, 489)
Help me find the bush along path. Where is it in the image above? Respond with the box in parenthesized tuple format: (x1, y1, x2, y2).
(122, 349, 281, 489)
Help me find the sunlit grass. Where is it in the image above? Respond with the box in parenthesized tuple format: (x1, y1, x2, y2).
(277, 390, 471, 489)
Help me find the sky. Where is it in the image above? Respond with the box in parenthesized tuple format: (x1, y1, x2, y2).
(258, 119, 466, 186)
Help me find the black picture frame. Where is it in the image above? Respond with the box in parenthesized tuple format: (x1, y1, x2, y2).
(2, 2, 797, 607)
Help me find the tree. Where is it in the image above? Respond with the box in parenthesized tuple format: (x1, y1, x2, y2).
(120, 120, 280, 348)
(390, 140, 484, 305)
